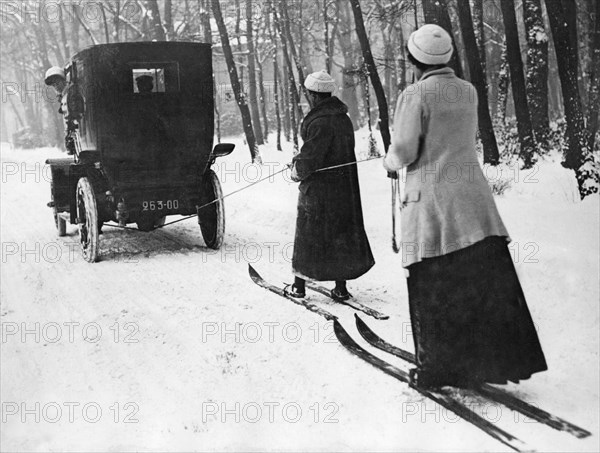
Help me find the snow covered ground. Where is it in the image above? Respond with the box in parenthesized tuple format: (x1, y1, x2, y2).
(1, 131, 598, 452)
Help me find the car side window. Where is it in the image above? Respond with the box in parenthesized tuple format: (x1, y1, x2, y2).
(129, 62, 180, 94)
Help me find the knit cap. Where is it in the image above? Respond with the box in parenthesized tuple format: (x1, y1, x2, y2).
(304, 70, 336, 93)
(407, 24, 453, 65)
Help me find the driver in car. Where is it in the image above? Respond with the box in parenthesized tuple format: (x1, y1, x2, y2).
(136, 75, 154, 93)
(45, 66, 84, 155)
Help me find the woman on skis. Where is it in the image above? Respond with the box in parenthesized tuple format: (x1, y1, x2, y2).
(384, 24, 547, 388)
(287, 70, 375, 301)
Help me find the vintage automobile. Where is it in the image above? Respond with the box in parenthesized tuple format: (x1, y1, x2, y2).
(46, 42, 234, 262)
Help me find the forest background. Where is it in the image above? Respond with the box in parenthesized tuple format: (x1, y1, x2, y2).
(0, 0, 598, 198)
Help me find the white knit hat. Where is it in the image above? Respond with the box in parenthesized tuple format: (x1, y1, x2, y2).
(407, 24, 453, 65)
(44, 66, 65, 85)
(304, 70, 336, 93)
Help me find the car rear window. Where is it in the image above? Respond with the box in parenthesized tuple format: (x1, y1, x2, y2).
(129, 62, 180, 93)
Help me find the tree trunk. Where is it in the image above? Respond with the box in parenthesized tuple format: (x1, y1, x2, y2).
(349, 0, 390, 151)
(337, 0, 361, 129)
(324, 0, 332, 72)
(42, 19, 65, 64)
(471, 0, 486, 74)
(397, 24, 407, 93)
(281, 60, 292, 141)
(201, 0, 220, 143)
(142, 0, 166, 41)
(200, 0, 211, 42)
(234, 0, 245, 86)
(545, 0, 597, 197)
(268, 4, 283, 150)
(382, 24, 395, 114)
(58, 8, 70, 60)
(274, 55, 282, 150)
(296, 1, 314, 77)
(101, 4, 111, 43)
(255, 14, 270, 141)
(7, 93, 25, 130)
(246, 1, 264, 145)
(33, 25, 63, 146)
(586, 2, 600, 152)
(496, 38, 510, 124)
(523, 0, 550, 150)
(455, 0, 500, 164)
(211, 0, 259, 161)
(280, 1, 308, 102)
(561, 0, 582, 106)
(164, 0, 174, 40)
(255, 54, 269, 141)
(422, 0, 464, 78)
(113, 0, 120, 41)
(72, 6, 99, 45)
(70, 4, 80, 54)
(500, 0, 537, 168)
(273, 4, 303, 135)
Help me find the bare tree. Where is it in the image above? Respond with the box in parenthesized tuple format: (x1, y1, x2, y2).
(471, 0, 486, 74)
(523, 0, 550, 150)
(164, 0, 174, 40)
(141, 0, 166, 41)
(349, 0, 390, 152)
(455, 0, 500, 164)
(247, 0, 264, 145)
(200, 0, 220, 143)
(545, 0, 598, 197)
(267, 4, 283, 150)
(336, 0, 361, 129)
(211, 0, 259, 162)
(500, 0, 537, 168)
(272, 4, 301, 151)
(279, 1, 308, 102)
(422, 0, 464, 77)
(495, 38, 510, 124)
(587, 1, 600, 152)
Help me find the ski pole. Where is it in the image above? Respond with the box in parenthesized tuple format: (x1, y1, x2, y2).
(391, 176, 400, 253)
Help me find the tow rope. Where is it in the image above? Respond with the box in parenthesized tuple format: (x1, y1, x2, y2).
(102, 155, 384, 230)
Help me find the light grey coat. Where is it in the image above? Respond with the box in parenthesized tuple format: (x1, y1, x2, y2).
(384, 67, 509, 267)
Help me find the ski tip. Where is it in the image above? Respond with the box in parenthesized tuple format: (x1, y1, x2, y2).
(333, 318, 352, 344)
(248, 263, 260, 281)
(355, 313, 368, 329)
(333, 318, 343, 339)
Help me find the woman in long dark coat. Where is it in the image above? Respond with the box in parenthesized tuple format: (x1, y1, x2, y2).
(384, 25, 547, 388)
(288, 70, 375, 301)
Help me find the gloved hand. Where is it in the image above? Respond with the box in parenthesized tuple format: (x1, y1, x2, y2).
(383, 157, 398, 179)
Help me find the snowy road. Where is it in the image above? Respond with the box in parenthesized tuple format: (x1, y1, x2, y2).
(1, 137, 598, 452)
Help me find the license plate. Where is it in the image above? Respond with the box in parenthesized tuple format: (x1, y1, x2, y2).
(142, 200, 179, 211)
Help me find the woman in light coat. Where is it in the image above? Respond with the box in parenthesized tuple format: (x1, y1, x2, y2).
(384, 24, 547, 388)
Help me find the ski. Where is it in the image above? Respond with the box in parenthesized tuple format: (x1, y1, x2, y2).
(354, 314, 591, 439)
(304, 281, 389, 320)
(248, 264, 337, 321)
(333, 319, 531, 452)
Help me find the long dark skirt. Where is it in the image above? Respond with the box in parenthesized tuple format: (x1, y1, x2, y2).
(406, 236, 547, 384)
